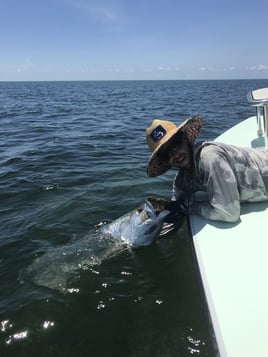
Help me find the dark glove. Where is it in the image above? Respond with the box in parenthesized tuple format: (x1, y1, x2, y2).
(164, 200, 189, 223)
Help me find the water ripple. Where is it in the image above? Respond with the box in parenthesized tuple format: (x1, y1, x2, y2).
(1, 79, 268, 355)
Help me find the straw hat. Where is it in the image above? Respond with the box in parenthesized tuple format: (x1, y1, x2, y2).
(146, 116, 203, 177)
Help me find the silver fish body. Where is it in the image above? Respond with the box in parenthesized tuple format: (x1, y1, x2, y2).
(102, 198, 170, 246)
(22, 199, 170, 292)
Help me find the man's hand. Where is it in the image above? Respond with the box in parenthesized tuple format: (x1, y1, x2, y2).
(146, 196, 188, 224)
(164, 200, 188, 223)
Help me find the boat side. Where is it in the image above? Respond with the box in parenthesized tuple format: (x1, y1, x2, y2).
(190, 116, 268, 357)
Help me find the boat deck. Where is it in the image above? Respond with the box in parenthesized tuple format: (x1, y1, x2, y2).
(190, 116, 268, 357)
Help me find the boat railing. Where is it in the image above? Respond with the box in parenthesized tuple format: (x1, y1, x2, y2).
(247, 87, 268, 146)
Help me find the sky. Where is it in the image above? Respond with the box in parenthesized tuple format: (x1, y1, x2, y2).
(1, 0, 268, 81)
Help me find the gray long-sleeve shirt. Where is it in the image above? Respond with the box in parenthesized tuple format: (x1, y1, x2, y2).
(173, 141, 268, 222)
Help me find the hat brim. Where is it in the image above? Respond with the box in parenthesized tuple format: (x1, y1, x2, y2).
(147, 116, 203, 177)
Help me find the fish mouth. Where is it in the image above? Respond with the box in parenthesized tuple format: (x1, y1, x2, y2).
(136, 198, 170, 228)
(146, 196, 169, 212)
(140, 210, 150, 223)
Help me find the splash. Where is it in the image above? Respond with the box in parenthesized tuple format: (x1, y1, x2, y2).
(23, 228, 126, 292)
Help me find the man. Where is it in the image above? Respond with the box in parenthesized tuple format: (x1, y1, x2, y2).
(146, 116, 268, 222)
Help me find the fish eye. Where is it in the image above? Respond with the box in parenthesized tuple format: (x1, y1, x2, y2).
(136, 207, 143, 214)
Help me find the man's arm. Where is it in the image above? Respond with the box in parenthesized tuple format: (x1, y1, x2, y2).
(190, 147, 241, 222)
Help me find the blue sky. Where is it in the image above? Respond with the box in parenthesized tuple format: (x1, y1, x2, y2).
(1, 0, 268, 81)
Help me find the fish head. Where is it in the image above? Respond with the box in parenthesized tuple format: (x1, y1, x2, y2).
(127, 198, 170, 246)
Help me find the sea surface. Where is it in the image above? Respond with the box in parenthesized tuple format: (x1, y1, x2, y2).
(1, 79, 268, 357)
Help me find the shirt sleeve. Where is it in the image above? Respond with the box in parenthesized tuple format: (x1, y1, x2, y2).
(172, 171, 194, 204)
(190, 145, 241, 222)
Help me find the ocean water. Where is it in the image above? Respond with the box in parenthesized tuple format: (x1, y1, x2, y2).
(1, 79, 268, 356)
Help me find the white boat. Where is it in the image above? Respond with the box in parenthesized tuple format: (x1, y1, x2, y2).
(190, 87, 268, 357)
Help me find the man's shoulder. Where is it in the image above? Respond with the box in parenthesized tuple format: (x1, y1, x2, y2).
(193, 141, 229, 170)
(193, 140, 221, 157)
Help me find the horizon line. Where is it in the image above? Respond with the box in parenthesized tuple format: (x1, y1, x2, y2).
(1, 78, 268, 83)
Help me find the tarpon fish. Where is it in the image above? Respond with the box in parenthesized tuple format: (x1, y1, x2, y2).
(22, 198, 170, 292)
(102, 197, 170, 246)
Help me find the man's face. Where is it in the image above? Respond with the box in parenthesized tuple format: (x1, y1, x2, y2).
(157, 134, 193, 169)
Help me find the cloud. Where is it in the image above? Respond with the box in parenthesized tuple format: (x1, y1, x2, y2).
(17, 58, 36, 73)
(198, 66, 218, 72)
(157, 66, 181, 72)
(247, 64, 268, 71)
(65, 0, 127, 26)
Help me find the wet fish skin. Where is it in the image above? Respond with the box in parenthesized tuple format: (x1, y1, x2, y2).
(102, 198, 170, 246)
(23, 199, 170, 291)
